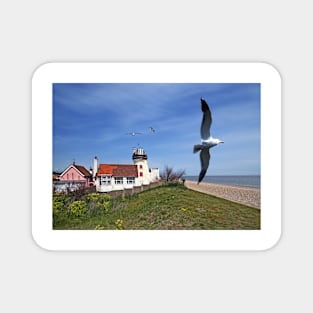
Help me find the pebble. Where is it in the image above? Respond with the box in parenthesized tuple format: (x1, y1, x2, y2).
(185, 180, 260, 209)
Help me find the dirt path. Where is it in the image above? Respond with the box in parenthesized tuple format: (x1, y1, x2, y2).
(184, 180, 260, 209)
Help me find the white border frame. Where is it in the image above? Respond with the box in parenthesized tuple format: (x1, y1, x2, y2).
(32, 62, 281, 251)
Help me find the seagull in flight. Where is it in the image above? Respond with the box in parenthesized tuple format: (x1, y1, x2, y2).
(194, 98, 224, 183)
(149, 127, 155, 133)
(126, 131, 143, 136)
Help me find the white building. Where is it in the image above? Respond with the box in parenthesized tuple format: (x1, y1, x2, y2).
(149, 168, 160, 183)
(94, 147, 160, 192)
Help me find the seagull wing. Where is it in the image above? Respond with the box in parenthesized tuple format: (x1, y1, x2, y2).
(200, 98, 212, 141)
(126, 131, 142, 136)
(198, 148, 210, 183)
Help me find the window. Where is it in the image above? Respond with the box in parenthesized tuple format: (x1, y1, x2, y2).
(139, 165, 143, 169)
(114, 177, 123, 184)
(100, 175, 111, 185)
(140, 172, 143, 177)
(127, 177, 135, 184)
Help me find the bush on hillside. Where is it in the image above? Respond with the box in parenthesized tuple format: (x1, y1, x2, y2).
(70, 201, 87, 217)
(160, 165, 186, 183)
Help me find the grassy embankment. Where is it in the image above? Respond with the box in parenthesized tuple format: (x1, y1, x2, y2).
(53, 184, 260, 230)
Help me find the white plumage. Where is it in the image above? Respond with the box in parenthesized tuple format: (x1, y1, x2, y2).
(194, 98, 224, 183)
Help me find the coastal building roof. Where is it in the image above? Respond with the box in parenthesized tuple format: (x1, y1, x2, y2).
(60, 163, 91, 178)
(97, 164, 138, 177)
(74, 164, 92, 177)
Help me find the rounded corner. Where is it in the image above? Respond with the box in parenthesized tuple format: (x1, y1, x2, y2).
(31, 230, 53, 252)
(260, 229, 282, 252)
(259, 61, 282, 83)
(31, 62, 55, 83)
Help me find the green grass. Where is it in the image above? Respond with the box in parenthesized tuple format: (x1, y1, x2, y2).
(53, 184, 260, 230)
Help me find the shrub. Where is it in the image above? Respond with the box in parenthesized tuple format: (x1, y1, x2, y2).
(53, 201, 64, 214)
(160, 165, 186, 182)
(85, 193, 99, 203)
(53, 195, 70, 214)
(98, 193, 111, 202)
(115, 219, 124, 230)
(70, 201, 87, 217)
(102, 201, 110, 213)
(85, 192, 111, 214)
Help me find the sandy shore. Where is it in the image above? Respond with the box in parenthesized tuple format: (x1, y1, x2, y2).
(184, 180, 260, 209)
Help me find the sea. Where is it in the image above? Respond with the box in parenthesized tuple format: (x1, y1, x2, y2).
(184, 175, 260, 188)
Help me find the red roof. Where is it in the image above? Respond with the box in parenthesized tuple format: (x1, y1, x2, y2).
(97, 164, 138, 177)
(74, 164, 92, 177)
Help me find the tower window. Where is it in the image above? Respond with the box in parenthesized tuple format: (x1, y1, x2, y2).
(139, 165, 143, 169)
(140, 172, 143, 177)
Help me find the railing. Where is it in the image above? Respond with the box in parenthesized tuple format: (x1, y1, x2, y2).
(53, 183, 96, 195)
(102, 181, 165, 198)
(53, 180, 166, 199)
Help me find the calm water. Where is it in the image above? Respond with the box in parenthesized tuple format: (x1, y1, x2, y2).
(184, 175, 260, 188)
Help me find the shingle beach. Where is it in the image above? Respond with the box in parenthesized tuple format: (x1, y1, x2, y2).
(185, 180, 260, 209)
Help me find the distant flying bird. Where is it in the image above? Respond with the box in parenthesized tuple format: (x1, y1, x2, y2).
(126, 131, 143, 136)
(194, 98, 224, 183)
(149, 127, 155, 133)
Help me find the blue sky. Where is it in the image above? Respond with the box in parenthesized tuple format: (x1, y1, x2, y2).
(53, 83, 260, 176)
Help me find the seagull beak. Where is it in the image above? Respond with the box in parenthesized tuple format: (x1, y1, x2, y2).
(220, 141, 224, 143)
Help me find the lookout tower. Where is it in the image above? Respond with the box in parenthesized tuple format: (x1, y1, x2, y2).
(132, 147, 150, 185)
